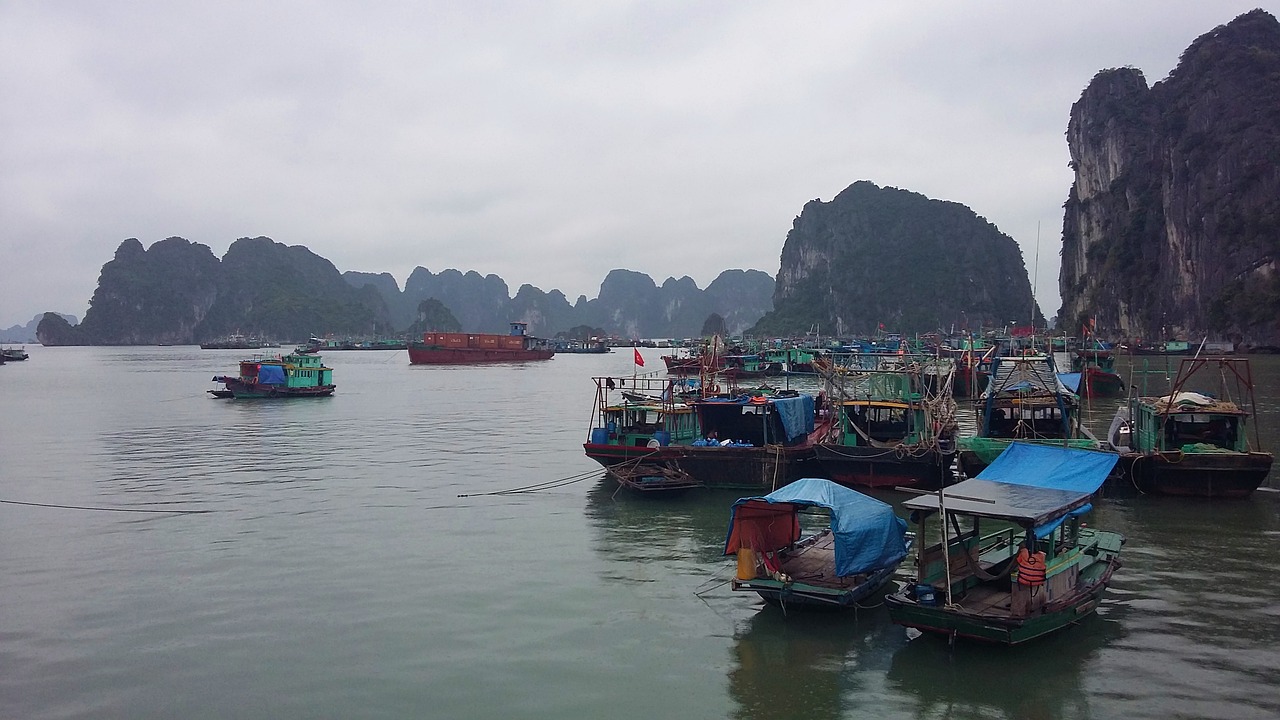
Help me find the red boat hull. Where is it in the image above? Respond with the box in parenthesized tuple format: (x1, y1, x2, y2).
(407, 346, 554, 364)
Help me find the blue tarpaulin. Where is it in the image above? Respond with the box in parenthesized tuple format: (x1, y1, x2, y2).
(1057, 372, 1082, 393)
(975, 442, 1119, 495)
(724, 478, 907, 577)
(257, 364, 286, 385)
(771, 395, 815, 442)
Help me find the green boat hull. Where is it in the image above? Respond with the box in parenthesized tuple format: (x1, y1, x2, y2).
(884, 579, 1111, 645)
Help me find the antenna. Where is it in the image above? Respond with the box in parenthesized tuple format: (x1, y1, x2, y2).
(1031, 221, 1041, 327)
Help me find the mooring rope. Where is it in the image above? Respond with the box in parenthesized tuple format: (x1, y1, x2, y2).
(0, 498, 213, 513)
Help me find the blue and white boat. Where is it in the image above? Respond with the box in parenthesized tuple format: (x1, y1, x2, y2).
(724, 478, 909, 609)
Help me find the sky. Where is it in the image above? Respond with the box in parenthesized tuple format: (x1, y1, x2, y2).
(2, 1, 1275, 329)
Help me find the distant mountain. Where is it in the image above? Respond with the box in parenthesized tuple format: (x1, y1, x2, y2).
(1058, 10, 1280, 344)
(38, 236, 775, 345)
(342, 266, 775, 339)
(752, 181, 1041, 335)
(1, 313, 76, 343)
(39, 237, 392, 345)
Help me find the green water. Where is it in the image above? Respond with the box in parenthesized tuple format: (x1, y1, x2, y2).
(1, 347, 1277, 719)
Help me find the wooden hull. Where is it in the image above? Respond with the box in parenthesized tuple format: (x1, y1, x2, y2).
(407, 345, 554, 364)
(216, 379, 335, 399)
(814, 444, 955, 490)
(586, 442, 822, 490)
(1120, 450, 1273, 498)
(665, 444, 823, 490)
(733, 563, 898, 609)
(1078, 366, 1125, 398)
(885, 557, 1120, 645)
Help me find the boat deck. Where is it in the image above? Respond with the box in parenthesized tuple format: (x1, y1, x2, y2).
(775, 532, 867, 589)
(950, 585, 1013, 617)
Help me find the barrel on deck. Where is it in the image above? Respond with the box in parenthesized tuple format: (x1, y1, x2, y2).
(590, 428, 610, 445)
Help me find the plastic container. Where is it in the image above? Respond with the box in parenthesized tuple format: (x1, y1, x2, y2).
(916, 584, 937, 606)
(653, 430, 671, 446)
(736, 548, 759, 580)
(590, 428, 610, 445)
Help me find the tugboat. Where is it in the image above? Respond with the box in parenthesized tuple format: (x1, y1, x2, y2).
(209, 352, 335, 398)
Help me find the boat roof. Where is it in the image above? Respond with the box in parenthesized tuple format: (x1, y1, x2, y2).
(903, 442, 1118, 527)
(1136, 392, 1247, 416)
(725, 478, 907, 576)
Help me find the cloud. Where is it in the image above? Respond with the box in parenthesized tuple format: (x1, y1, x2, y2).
(0, 0, 1268, 326)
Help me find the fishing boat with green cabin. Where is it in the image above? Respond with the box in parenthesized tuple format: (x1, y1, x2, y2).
(885, 442, 1123, 645)
(209, 352, 335, 399)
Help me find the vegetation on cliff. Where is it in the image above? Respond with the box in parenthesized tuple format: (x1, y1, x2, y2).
(752, 181, 1041, 336)
(1059, 10, 1280, 343)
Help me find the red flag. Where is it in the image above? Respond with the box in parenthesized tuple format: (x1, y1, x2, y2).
(633, 348, 644, 367)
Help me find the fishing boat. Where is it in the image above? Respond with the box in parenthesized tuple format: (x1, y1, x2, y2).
(605, 460, 700, 493)
(813, 365, 959, 490)
(1, 346, 29, 361)
(583, 375, 701, 467)
(885, 442, 1124, 645)
(407, 322, 554, 364)
(955, 353, 1098, 478)
(724, 478, 910, 609)
(667, 391, 830, 489)
(199, 334, 280, 350)
(209, 352, 335, 398)
(1070, 342, 1125, 398)
(1106, 357, 1273, 498)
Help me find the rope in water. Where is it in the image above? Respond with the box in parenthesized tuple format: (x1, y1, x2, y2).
(0, 498, 213, 513)
(456, 466, 605, 497)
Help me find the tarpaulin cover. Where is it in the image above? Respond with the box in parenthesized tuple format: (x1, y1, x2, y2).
(1033, 503, 1092, 539)
(976, 441, 1118, 495)
(257, 364, 287, 385)
(771, 395, 815, 442)
(723, 478, 908, 577)
(904, 443, 1118, 526)
(1057, 373, 1082, 393)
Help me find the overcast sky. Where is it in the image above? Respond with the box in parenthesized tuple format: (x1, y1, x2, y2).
(1, 1, 1273, 329)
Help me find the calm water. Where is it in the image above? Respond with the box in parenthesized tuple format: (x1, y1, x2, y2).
(2, 348, 1279, 720)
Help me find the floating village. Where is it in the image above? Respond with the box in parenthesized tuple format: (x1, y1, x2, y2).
(184, 321, 1276, 646)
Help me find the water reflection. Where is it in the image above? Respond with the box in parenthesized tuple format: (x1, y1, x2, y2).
(728, 606, 904, 720)
(885, 613, 1124, 720)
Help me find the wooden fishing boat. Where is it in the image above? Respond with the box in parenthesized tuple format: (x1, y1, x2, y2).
(724, 478, 909, 609)
(209, 352, 335, 398)
(583, 375, 701, 466)
(956, 354, 1098, 478)
(666, 391, 831, 489)
(813, 366, 958, 490)
(605, 461, 700, 493)
(885, 442, 1124, 645)
(1106, 357, 1273, 497)
(2, 346, 31, 361)
(1070, 343, 1125, 398)
(407, 322, 554, 364)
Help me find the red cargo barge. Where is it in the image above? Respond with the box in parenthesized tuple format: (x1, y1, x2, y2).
(407, 322, 555, 364)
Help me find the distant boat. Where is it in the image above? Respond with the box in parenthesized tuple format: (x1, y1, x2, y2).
(200, 334, 280, 350)
(1, 346, 29, 361)
(955, 353, 1100, 478)
(407, 322, 554, 364)
(724, 478, 910, 609)
(209, 352, 335, 399)
(1106, 356, 1273, 497)
(885, 442, 1124, 645)
(813, 363, 958, 490)
(1069, 343, 1126, 398)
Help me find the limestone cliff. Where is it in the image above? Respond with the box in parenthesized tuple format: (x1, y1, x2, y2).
(754, 181, 1041, 335)
(1059, 10, 1280, 343)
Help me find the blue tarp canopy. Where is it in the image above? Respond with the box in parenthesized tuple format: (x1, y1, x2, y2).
(257, 364, 287, 385)
(977, 441, 1118, 494)
(1057, 372, 1082, 393)
(724, 478, 908, 577)
(903, 443, 1119, 528)
(771, 395, 815, 441)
